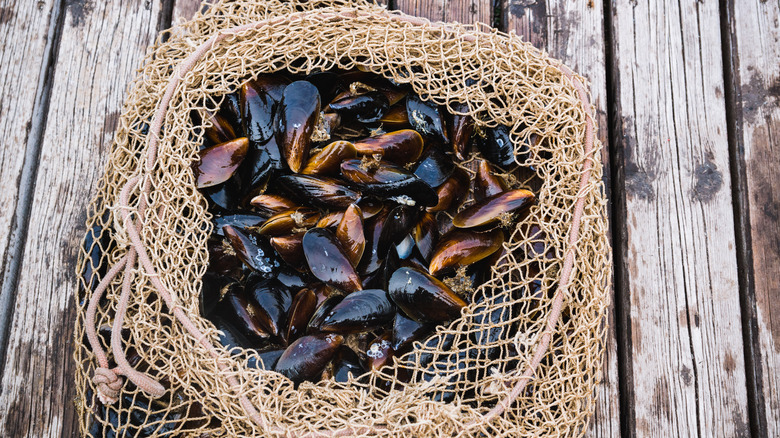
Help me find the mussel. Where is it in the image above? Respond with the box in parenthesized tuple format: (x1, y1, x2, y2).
(388, 267, 466, 323)
(222, 225, 282, 278)
(303, 228, 362, 292)
(301, 141, 357, 176)
(193, 138, 249, 188)
(275, 333, 343, 383)
(336, 204, 365, 267)
(275, 81, 321, 172)
(320, 289, 395, 334)
(406, 95, 449, 143)
(277, 174, 362, 209)
(429, 229, 504, 277)
(452, 189, 535, 228)
(340, 159, 438, 207)
(352, 130, 423, 165)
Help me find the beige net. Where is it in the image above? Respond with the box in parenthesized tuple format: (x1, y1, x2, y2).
(73, 0, 611, 436)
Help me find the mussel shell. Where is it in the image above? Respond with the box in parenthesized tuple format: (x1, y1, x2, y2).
(210, 315, 257, 352)
(275, 333, 343, 383)
(222, 225, 282, 278)
(419, 349, 472, 403)
(470, 291, 517, 360)
(449, 103, 474, 160)
(336, 204, 365, 267)
(388, 267, 467, 323)
(378, 103, 409, 128)
(247, 348, 286, 371)
(80, 220, 112, 300)
(452, 189, 535, 228)
(522, 223, 556, 261)
(258, 208, 320, 236)
(241, 80, 276, 145)
(275, 81, 321, 172)
(252, 73, 291, 101)
(246, 279, 293, 342)
(412, 212, 438, 262)
(193, 138, 249, 188)
(406, 95, 449, 143)
(475, 125, 527, 168)
(328, 91, 389, 123)
(305, 71, 344, 104)
(276, 174, 362, 209)
(217, 291, 270, 343)
(218, 92, 243, 137)
(366, 332, 394, 371)
(277, 268, 311, 290)
(377, 205, 418, 256)
(392, 312, 433, 352)
(340, 159, 438, 207)
(429, 229, 504, 277)
(473, 159, 509, 201)
(395, 234, 415, 260)
(204, 111, 237, 145)
(202, 175, 242, 212)
(352, 130, 423, 165)
(357, 208, 391, 276)
(320, 289, 395, 334)
(269, 232, 307, 270)
(332, 346, 366, 382)
(285, 288, 317, 343)
(207, 236, 246, 280)
(301, 141, 357, 176)
(199, 273, 235, 318)
(428, 167, 468, 213)
(250, 194, 298, 217)
(212, 213, 265, 236)
(308, 294, 343, 331)
(236, 140, 279, 199)
(303, 228, 363, 292)
(413, 147, 454, 188)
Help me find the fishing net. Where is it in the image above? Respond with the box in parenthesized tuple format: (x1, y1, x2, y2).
(73, 0, 611, 436)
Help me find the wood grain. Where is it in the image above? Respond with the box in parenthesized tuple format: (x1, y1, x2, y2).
(395, 0, 495, 25)
(610, 0, 749, 436)
(0, 0, 167, 436)
(172, 0, 207, 24)
(506, 1, 619, 436)
(731, 1, 780, 435)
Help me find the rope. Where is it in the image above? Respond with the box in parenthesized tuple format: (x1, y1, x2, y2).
(82, 8, 597, 437)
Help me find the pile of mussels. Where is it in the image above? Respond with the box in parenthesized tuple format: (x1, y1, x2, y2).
(195, 69, 540, 389)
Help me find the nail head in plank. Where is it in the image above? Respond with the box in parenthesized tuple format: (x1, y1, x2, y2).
(0, 1, 168, 436)
(611, 0, 749, 436)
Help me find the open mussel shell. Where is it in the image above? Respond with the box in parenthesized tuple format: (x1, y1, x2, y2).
(275, 80, 321, 172)
(275, 333, 343, 384)
(285, 288, 317, 343)
(352, 130, 423, 165)
(328, 91, 389, 123)
(332, 346, 366, 382)
(250, 194, 298, 217)
(377, 205, 418, 256)
(473, 159, 509, 201)
(246, 279, 292, 342)
(222, 225, 282, 278)
(340, 159, 438, 207)
(276, 174, 362, 209)
(452, 189, 535, 228)
(269, 232, 306, 270)
(412, 212, 438, 262)
(241, 80, 276, 145)
(258, 208, 320, 236)
(303, 228, 363, 293)
(429, 228, 504, 277)
(302, 141, 357, 176)
(193, 138, 249, 188)
(392, 312, 433, 353)
(449, 103, 474, 160)
(336, 204, 365, 267)
(320, 289, 395, 334)
(406, 95, 449, 143)
(217, 290, 271, 343)
(366, 332, 394, 371)
(413, 147, 454, 189)
(388, 267, 467, 323)
(428, 167, 468, 213)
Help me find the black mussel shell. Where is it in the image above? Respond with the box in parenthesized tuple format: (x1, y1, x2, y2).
(275, 81, 321, 172)
(241, 80, 276, 146)
(246, 279, 293, 342)
(210, 315, 257, 352)
(388, 267, 467, 323)
(207, 236, 246, 280)
(212, 213, 265, 237)
(286, 288, 317, 343)
(222, 225, 282, 278)
(276, 268, 312, 290)
(340, 159, 438, 207)
(366, 332, 394, 371)
(357, 208, 391, 276)
(470, 291, 517, 360)
(252, 73, 291, 102)
(320, 289, 395, 334)
(475, 125, 528, 168)
(449, 102, 474, 160)
(217, 290, 270, 343)
(419, 348, 472, 403)
(201, 175, 242, 212)
(392, 312, 433, 353)
(377, 205, 418, 256)
(308, 294, 344, 331)
(80, 220, 112, 301)
(250, 193, 298, 217)
(247, 348, 286, 370)
(270, 232, 307, 270)
(332, 346, 366, 383)
(413, 147, 454, 189)
(236, 140, 279, 200)
(305, 71, 344, 104)
(275, 333, 343, 383)
(412, 212, 439, 262)
(218, 92, 243, 137)
(200, 273, 235, 318)
(302, 228, 362, 292)
(328, 91, 389, 123)
(406, 95, 449, 143)
(276, 174, 362, 210)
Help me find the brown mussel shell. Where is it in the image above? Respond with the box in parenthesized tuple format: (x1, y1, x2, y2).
(412, 212, 439, 262)
(352, 130, 423, 165)
(241, 80, 275, 145)
(303, 228, 363, 293)
(258, 208, 320, 236)
(193, 138, 249, 188)
(320, 289, 395, 334)
(204, 111, 237, 145)
(449, 103, 474, 160)
(246, 279, 292, 342)
(336, 204, 365, 267)
(473, 159, 509, 201)
(275, 80, 321, 172)
(388, 267, 466, 323)
(276, 174, 362, 210)
(218, 290, 270, 343)
(428, 167, 468, 213)
(222, 225, 282, 278)
(269, 232, 307, 269)
(429, 228, 504, 277)
(378, 103, 409, 128)
(366, 332, 394, 371)
(301, 141, 357, 176)
(285, 288, 318, 343)
(249, 194, 298, 217)
(340, 159, 438, 207)
(452, 189, 535, 228)
(275, 333, 343, 383)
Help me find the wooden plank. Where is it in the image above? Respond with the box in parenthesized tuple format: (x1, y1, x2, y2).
(505, 1, 620, 436)
(0, 0, 61, 357)
(609, 0, 750, 436)
(730, 1, 780, 436)
(395, 0, 494, 25)
(0, 0, 168, 436)
(172, 0, 207, 24)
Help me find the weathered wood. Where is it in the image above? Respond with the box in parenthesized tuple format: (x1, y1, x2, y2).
(172, 0, 207, 24)
(395, 0, 494, 25)
(730, 1, 780, 436)
(0, 0, 168, 436)
(506, 1, 619, 436)
(609, 0, 750, 436)
(0, 0, 61, 361)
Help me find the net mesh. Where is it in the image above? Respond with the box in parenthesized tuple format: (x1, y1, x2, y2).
(73, 0, 611, 436)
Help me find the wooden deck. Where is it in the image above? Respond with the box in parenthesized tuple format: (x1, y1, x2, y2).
(0, 0, 777, 436)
